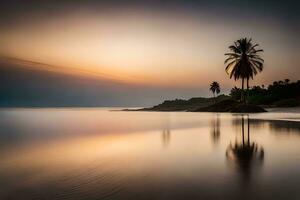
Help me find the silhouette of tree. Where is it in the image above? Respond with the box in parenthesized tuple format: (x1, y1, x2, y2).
(234, 79, 300, 105)
(225, 38, 264, 103)
(210, 81, 220, 103)
(230, 86, 241, 100)
(284, 79, 290, 84)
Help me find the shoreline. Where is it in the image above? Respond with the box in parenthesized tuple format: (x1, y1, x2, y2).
(122, 106, 300, 113)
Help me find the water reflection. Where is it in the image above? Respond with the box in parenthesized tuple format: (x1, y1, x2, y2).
(226, 115, 264, 184)
(162, 128, 171, 148)
(210, 114, 221, 145)
(269, 120, 300, 133)
(161, 113, 171, 148)
(1, 109, 300, 199)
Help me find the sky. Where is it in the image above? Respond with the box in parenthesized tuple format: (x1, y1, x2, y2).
(0, 0, 299, 106)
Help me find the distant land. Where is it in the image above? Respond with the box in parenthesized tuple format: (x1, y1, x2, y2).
(125, 80, 300, 113)
(123, 95, 267, 113)
(126, 95, 231, 112)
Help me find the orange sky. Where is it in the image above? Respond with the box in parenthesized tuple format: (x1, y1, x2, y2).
(0, 6, 299, 91)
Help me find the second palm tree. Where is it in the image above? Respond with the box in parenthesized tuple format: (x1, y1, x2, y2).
(210, 81, 220, 103)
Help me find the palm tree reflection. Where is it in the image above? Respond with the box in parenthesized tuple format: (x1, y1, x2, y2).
(211, 114, 221, 145)
(226, 115, 264, 184)
(161, 113, 171, 148)
(162, 128, 171, 148)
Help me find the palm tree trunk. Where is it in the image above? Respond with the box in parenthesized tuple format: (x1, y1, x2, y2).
(247, 78, 249, 89)
(246, 77, 249, 104)
(241, 78, 245, 103)
(214, 93, 216, 104)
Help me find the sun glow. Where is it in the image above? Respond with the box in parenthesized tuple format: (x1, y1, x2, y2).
(0, 7, 298, 89)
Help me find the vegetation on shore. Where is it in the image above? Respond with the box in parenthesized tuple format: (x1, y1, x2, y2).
(231, 79, 300, 107)
(134, 95, 230, 112)
(128, 79, 299, 112)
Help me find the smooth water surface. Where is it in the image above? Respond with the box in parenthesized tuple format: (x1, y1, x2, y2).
(0, 108, 300, 200)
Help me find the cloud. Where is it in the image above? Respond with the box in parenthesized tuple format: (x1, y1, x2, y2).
(0, 58, 210, 107)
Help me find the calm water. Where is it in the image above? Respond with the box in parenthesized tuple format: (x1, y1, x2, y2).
(0, 108, 300, 200)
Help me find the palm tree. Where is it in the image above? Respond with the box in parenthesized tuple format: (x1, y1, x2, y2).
(210, 81, 220, 103)
(224, 38, 264, 103)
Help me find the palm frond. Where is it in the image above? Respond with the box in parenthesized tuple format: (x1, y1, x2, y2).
(247, 44, 258, 53)
(224, 56, 239, 64)
(225, 61, 237, 74)
(224, 37, 264, 82)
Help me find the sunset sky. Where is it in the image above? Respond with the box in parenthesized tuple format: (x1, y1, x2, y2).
(0, 0, 299, 106)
